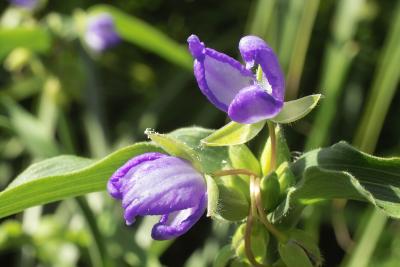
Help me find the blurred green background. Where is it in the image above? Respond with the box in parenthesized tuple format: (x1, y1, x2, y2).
(0, 0, 399, 266)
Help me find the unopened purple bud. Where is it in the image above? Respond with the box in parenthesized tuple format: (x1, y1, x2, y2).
(9, 0, 38, 9)
(108, 152, 207, 240)
(84, 13, 121, 52)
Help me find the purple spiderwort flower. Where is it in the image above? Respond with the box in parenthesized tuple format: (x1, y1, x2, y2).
(188, 35, 285, 124)
(108, 152, 207, 240)
(84, 13, 121, 52)
(9, 0, 37, 9)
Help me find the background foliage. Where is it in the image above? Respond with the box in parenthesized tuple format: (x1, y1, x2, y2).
(0, 0, 399, 266)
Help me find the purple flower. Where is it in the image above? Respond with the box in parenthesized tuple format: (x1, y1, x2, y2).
(84, 13, 121, 52)
(188, 35, 285, 124)
(9, 0, 37, 9)
(108, 152, 207, 240)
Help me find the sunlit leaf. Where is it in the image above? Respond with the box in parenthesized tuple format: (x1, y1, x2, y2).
(0, 27, 51, 61)
(0, 143, 163, 219)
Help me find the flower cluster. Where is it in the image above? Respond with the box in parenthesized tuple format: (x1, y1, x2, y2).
(108, 34, 285, 240)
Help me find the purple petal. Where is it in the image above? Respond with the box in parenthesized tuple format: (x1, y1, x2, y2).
(239, 36, 285, 101)
(228, 85, 283, 124)
(151, 194, 207, 240)
(107, 152, 167, 199)
(188, 35, 253, 112)
(120, 156, 206, 225)
(85, 13, 121, 52)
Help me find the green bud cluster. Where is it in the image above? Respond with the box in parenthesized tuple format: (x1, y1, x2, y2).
(231, 223, 269, 265)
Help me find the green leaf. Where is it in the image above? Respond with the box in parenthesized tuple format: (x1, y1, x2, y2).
(146, 129, 202, 171)
(271, 94, 321, 124)
(201, 121, 266, 147)
(272, 142, 400, 222)
(0, 142, 163, 219)
(88, 5, 192, 69)
(205, 175, 219, 217)
(0, 27, 51, 61)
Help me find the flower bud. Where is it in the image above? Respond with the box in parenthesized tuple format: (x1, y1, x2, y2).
(84, 13, 120, 52)
(231, 223, 269, 264)
(260, 172, 280, 212)
(261, 125, 291, 176)
(4, 48, 32, 72)
(276, 162, 296, 194)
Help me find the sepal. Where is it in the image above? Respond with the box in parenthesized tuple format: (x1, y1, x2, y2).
(201, 120, 265, 147)
(146, 129, 202, 171)
(271, 94, 322, 124)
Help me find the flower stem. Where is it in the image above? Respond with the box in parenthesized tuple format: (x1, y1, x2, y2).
(267, 121, 277, 173)
(244, 176, 270, 267)
(245, 212, 266, 267)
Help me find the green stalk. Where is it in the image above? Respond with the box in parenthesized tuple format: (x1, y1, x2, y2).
(342, 2, 400, 267)
(75, 196, 110, 267)
(305, 0, 365, 150)
(278, 0, 303, 72)
(353, 7, 400, 151)
(245, 0, 276, 40)
(81, 50, 109, 157)
(285, 0, 320, 100)
(57, 110, 110, 267)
